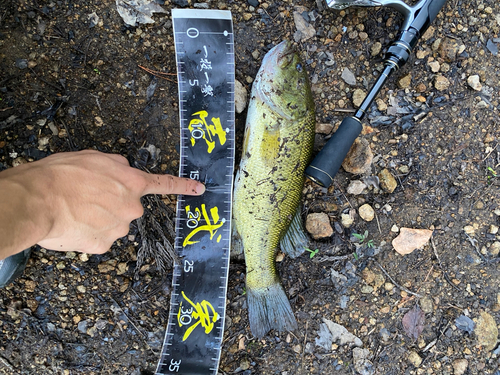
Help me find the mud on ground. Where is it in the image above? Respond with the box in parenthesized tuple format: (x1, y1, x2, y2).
(1, 0, 499, 374)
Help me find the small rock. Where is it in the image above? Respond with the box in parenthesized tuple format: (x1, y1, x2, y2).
(420, 296, 433, 313)
(375, 98, 387, 111)
(486, 39, 498, 56)
(391, 225, 399, 233)
(315, 122, 334, 134)
(15, 59, 28, 69)
(421, 25, 435, 41)
(76, 285, 86, 293)
(94, 116, 104, 127)
(370, 42, 382, 56)
(475, 311, 499, 351)
(342, 138, 373, 174)
(77, 320, 89, 334)
(358, 204, 375, 222)
(234, 80, 247, 114)
(378, 169, 397, 193)
(79, 253, 89, 262)
(408, 351, 422, 367)
(439, 37, 460, 62)
(12, 157, 28, 167)
(379, 328, 391, 343)
(392, 228, 433, 255)
(341, 67, 357, 86)
(316, 318, 363, 349)
(434, 75, 450, 91)
(490, 241, 500, 257)
(292, 344, 301, 354)
(353, 348, 374, 375)
(347, 180, 367, 195)
(428, 60, 440, 73)
(397, 74, 412, 89)
(452, 359, 468, 375)
(305, 213, 333, 239)
(463, 225, 475, 235)
(341, 212, 354, 228)
(467, 75, 482, 91)
(293, 10, 316, 42)
(352, 89, 367, 107)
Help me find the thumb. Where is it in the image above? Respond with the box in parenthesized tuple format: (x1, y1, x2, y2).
(141, 173, 205, 196)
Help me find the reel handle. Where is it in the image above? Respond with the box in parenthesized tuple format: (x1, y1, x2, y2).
(305, 116, 363, 187)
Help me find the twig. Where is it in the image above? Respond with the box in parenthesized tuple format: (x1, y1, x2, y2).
(372, 260, 422, 298)
(482, 143, 498, 162)
(138, 65, 176, 83)
(0, 355, 14, 370)
(313, 254, 353, 263)
(430, 238, 461, 291)
(374, 210, 382, 235)
(109, 297, 159, 356)
(0, 107, 13, 112)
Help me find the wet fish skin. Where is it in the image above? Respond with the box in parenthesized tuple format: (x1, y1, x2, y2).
(232, 40, 315, 338)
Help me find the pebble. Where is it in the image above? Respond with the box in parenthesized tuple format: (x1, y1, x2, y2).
(341, 67, 357, 86)
(420, 296, 433, 313)
(490, 241, 500, 257)
(353, 348, 374, 375)
(234, 80, 247, 114)
(376, 98, 387, 111)
(347, 180, 367, 195)
(12, 156, 28, 167)
(315, 123, 334, 134)
(370, 42, 382, 56)
(305, 213, 333, 239)
(378, 169, 397, 193)
(392, 227, 433, 255)
(489, 225, 499, 235)
(341, 212, 354, 228)
(428, 60, 440, 73)
(391, 225, 399, 233)
(358, 204, 375, 222)
(397, 74, 412, 89)
(452, 359, 468, 375)
(352, 89, 367, 107)
(408, 351, 422, 367)
(467, 75, 482, 91)
(439, 37, 461, 62)
(475, 311, 498, 351)
(434, 75, 451, 91)
(15, 59, 28, 69)
(293, 11, 315, 42)
(94, 116, 104, 127)
(342, 138, 373, 174)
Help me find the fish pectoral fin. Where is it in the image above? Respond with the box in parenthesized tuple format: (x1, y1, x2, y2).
(230, 219, 245, 258)
(246, 283, 298, 338)
(280, 206, 309, 258)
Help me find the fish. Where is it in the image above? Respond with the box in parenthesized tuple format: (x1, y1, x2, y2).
(232, 40, 316, 338)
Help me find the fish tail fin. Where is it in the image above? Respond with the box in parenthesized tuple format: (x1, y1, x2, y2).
(247, 283, 298, 338)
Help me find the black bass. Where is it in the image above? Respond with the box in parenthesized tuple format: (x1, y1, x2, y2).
(232, 40, 315, 338)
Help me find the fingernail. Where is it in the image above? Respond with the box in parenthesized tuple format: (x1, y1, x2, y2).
(195, 182, 206, 195)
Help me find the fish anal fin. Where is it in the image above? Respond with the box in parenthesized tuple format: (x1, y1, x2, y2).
(280, 206, 309, 258)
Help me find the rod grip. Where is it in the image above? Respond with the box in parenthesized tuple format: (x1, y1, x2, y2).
(305, 116, 363, 187)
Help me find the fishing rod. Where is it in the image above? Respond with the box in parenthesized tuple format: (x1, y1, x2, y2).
(305, 0, 448, 187)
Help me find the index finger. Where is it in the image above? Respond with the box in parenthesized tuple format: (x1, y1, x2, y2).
(141, 173, 205, 196)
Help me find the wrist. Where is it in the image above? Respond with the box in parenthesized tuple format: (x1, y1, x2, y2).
(0, 165, 52, 259)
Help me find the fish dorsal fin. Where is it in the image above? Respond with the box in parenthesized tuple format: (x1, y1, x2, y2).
(280, 206, 309, 258)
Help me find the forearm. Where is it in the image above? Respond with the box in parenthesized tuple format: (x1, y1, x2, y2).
(0, 169, 50, 260)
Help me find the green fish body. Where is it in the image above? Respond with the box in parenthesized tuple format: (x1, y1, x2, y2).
(232, 40, 315, 338)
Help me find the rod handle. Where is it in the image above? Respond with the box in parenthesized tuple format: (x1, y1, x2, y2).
(305, 116, 363, 187)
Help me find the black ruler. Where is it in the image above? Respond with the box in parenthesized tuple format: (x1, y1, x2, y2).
(155, 9, 235, 375)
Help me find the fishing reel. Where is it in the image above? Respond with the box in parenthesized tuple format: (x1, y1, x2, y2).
(305, 0, 448, 188)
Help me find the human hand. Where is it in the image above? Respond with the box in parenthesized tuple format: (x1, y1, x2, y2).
(0, 150, 205, 257)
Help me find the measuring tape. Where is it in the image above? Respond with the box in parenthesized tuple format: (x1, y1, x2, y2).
(155, 9, 235, 375)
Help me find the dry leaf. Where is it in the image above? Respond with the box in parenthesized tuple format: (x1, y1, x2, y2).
(402, 304, 425, 340)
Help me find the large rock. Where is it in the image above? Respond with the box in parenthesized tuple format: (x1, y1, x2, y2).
(305, 213, 333, 239)
(392, 228, 433, 255)
(342, 138, 373, 174)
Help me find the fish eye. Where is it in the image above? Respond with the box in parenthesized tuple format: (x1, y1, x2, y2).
(296, 63, 303, 72)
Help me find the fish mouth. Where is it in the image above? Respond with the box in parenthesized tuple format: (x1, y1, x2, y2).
(255, 41, 296, 121)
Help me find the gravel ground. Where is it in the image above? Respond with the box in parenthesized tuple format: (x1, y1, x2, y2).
(1, 0, 499, 374)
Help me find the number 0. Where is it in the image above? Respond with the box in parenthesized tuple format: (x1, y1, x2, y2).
(187, 28, 199, 38)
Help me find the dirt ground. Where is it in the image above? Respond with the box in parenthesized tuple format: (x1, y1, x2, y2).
(1, 0, 499, 374)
